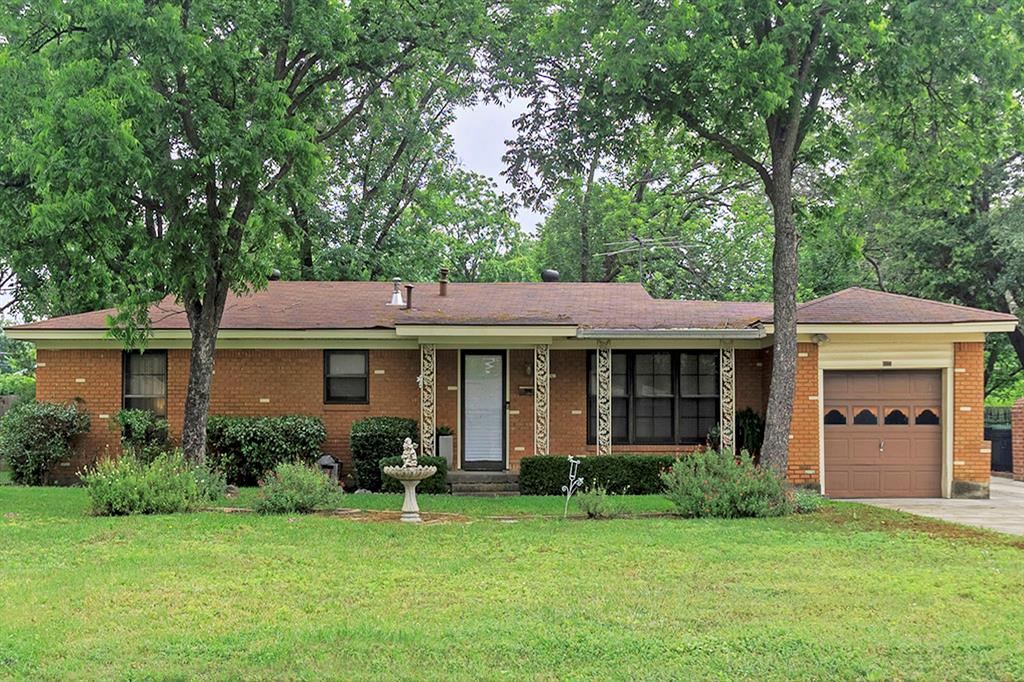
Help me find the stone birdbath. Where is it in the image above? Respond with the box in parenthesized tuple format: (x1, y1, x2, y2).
(382, 437, 437, 523)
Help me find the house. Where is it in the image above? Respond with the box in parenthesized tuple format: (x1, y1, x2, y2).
(6, 277, 1018, 498)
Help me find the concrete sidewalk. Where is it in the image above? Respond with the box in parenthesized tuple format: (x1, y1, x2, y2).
(851, 477, 1024, 536)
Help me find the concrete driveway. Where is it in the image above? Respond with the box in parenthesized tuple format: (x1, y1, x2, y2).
(851, 477, 1024, 536)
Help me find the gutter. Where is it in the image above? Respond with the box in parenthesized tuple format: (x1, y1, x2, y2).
(577, 327, 766, 339)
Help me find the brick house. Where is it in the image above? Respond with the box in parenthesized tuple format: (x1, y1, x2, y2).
(6, 279, 1017, 498)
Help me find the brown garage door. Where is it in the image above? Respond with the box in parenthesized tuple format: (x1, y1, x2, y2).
(823, 370, 942, 498)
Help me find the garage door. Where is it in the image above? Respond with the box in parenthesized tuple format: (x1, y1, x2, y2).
(823, 370, 942, 498)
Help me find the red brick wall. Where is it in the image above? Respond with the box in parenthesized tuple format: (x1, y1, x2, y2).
(37, 348, 422, 481)
(436, 349, 459, 469)
(35, 349, 123, 481)
(1013, 397, 1024, 482)
(952, 342, 989, 491)
(787, 343, 821, 486)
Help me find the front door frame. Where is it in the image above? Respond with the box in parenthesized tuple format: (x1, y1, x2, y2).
(460, 349, 507, 471)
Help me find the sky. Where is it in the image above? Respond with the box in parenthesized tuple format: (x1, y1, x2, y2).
(447, 98, 545, 233)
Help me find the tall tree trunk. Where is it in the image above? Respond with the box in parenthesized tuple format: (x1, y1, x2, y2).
(578, 158, 598, 281)
(760, 177, 799, 476)
(181, 278, 230, 463)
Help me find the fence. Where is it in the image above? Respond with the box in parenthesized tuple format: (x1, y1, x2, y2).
(985, 407, 1013, 473)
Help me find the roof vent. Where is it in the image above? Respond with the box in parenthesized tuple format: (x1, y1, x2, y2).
(540, 269, 560, 282)
(387, 277, 406, 306)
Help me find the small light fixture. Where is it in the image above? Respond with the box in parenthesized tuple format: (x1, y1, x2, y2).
(387, 277, 405, 306)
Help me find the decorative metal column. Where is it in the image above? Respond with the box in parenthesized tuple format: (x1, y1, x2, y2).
(534, 344, 550, 456)
(419, 344, 436, 457)
(719, 341, 736, 452)
(596, 340, 612, 456)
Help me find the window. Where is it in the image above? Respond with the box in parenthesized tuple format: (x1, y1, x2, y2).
(588, 350, 719, 445)
(884, 407, 909, 425)
(324, 351, 369, 404)
(852, 407, 878, 425)
(123, 351, 167, 417)
(915, 407, 941, 425)
(824, 408, 847, 425)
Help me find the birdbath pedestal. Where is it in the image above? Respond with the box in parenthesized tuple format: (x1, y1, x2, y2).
(382, 465, 437, 522)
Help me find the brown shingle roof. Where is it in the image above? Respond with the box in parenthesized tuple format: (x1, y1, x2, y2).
(784, 287, 1018, 325)
(6, 282, 1015, 334)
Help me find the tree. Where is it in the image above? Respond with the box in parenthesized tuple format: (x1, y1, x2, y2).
(0, 0, 490, 461)
(491, 0, 1022, 473)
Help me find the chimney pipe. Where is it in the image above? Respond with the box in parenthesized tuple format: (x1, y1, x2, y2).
(439, 267, 449, 297)
(404, 284, 414, 310)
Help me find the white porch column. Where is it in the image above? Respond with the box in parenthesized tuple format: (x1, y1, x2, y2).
(596, 340, 612, 456)
(419, 343, 436, 457)
(534, 344, 550, 456)
(720, 341, 736, 452)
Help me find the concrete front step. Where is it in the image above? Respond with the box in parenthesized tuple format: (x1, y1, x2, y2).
(448, 470, 520, 496)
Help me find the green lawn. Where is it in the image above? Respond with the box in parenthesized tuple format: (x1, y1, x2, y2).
(2, 486, 1023, 680)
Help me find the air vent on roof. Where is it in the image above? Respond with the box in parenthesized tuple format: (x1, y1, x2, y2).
(540, 269, 560, 282)
(387, 277, 405, 306)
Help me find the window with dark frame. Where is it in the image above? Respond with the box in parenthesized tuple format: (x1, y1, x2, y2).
(324, 350, 369, 404)
(587, 350, 720, 445)
(123, 351, 168, 417)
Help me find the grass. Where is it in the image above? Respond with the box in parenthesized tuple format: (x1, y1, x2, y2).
(2, 486, 1023, 680)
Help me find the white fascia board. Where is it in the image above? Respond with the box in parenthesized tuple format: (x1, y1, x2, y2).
(576, 327, 765, 339)
(762, 321, 1019, 335)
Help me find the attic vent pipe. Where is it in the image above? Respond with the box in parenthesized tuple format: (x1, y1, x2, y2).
(387, 277, 405, 306)
(404, 284, 414, 310)
(439, 267, 449, 297)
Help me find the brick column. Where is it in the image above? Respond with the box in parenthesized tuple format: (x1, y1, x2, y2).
(787, 342, 821, 487)
(1013, 398, 1024, 482)
(952, 342, 989, 498)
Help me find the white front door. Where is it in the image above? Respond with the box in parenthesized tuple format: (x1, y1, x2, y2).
(462, 352, 505, 470)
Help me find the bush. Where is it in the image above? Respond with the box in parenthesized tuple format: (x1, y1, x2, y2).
(192, 462, 228, 502)
(792, 488, 826, 514)
(0, 401, 90, 485)
(206, 415, 326, 486)
(378, 455, 448, 494)
(0, 374, 35, 404)
(519, 455, 676, 495)
(116, 409, 171, 464)
(575, 484, 624, 519)
(660, 449, 791, 518)
(350, 416, 418, 491)
(253, 462, 340, 514)
(81, 452, 203, 515)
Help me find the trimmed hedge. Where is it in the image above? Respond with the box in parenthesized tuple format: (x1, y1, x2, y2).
(206, 415, 326, 486)
(116, 409, 171, 464)
(379, 455, 448, 494)
(0, 401, 90, 485)
(350, 417, 418, 491)
(519, 455, 676, 495)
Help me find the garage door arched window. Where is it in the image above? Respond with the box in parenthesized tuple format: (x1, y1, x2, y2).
(884, 407, 910, 425)
(915, 407, 941, 425)
(852, 406, 878, 425)
(824, 408, 847, 425)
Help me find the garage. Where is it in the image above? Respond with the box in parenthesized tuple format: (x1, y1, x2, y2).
(823, 370, 943, 498)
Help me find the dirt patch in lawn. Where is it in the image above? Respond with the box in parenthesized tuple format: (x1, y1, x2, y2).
(820, 504, 1024, 550)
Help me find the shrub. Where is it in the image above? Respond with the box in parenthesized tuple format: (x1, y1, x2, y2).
(660, 449, 791, 518)
(192, 462, 228, 502)
(575, 484, 624, 519)
(378, 455, 448, 494)
(0, 374, 35, 404)
(518, 455, 676, 495)
(350, 416, 418, 491)
(792, 488, 826, 514)
(116, 409, 171, 464)
(81, 452, 202, 515)
(206, 415, 326, 486)
(0, 401, 90, 485)
(253, 462, 340, 514)
(736, 408, 766, 456)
